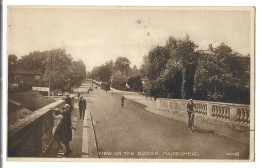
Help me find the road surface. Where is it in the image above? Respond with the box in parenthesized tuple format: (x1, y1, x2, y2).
(85, 82, 249, 160)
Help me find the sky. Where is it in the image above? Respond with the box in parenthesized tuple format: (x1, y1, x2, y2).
(7, 7, 253, 71)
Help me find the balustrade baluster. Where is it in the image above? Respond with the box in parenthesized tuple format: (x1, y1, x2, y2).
(247, 109, 250, 124)
(237, 108, 241, 123)
(212, 105, 215, 117)
(227, 108, 230, 120)
(204, 104, 207, 115)
(220, 107, 224, 119)
(240, 109, 245, 124)
(244, 109, 248, 125)
(217, 106, 220, 118)
(223, 107, 227, 119)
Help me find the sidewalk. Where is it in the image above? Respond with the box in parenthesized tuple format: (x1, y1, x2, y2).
(124, 94, 250, 145)
(69, 95, 98, 158)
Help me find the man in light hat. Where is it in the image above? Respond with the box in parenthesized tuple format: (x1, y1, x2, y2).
(187, 99, 194, 130)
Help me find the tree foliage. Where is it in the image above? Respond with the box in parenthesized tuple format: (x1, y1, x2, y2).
(88, 57, 142, 91)
(8, 49, 87, 93)
(140, 35, 250, 104)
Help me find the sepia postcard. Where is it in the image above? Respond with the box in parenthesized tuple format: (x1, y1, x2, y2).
(6, 6, 255, 162)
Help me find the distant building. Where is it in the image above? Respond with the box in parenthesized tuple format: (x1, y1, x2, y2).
(202, 44, 250, 89)
(8, 90, 55, 125)
(9, 67, 41, 86)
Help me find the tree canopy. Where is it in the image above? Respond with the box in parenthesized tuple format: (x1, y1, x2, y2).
(8, 49, 87, 93)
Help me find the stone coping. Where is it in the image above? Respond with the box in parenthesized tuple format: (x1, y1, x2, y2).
(8, 99, 64, 137)
(157, 98, 250, 108)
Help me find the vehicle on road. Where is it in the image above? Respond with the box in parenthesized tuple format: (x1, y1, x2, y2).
(101, 82, 110, 92)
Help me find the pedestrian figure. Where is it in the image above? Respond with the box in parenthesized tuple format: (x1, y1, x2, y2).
(63, 93, 73, 110)
(121, 96, 125, 108)
(78, 96, 87, 119)
(53, 104, 73, 157)
(77, 92, 80, 99)
(187, 99, 195, 130)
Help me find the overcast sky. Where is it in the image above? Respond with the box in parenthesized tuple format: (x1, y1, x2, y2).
(7, 7, 253, 71)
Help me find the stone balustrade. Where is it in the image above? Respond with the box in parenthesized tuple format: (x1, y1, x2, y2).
(156, 98, 250, 129)
(8, 96, 75, 157)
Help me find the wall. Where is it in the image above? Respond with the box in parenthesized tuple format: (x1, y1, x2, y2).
(8, 96, 75, 157)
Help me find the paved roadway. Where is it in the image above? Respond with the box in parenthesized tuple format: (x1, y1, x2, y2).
(85, 82, 249, 160)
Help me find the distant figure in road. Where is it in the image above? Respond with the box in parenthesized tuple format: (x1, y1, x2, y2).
(53, 104, 73, 157)
(187, 99, 195, 130)
(77, 92, 80, 99)
(78, 96, 87, 119)
(121, 96, 125, 108)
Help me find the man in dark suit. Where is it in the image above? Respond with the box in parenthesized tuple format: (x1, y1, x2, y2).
(78, 96, 87, 119)
(82, 97, 87, 119)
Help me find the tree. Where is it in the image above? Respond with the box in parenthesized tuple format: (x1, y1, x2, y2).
(70, 60, 87, 87)
(40, 49, 73, 92)
(140, 46, 171, 97)
(98, 61, 113, 82)
(8, 54, 18, 70)
(213, 43, 232, 56)
(127, 75, 142, 92)
(114, 57, 131, 75)
(194, 43, 250, 104)
(170, 35, 199, 99)
(141, 35, 199, 98)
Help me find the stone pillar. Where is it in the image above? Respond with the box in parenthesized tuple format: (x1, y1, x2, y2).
(230, 106, 237, 122)
(207, 103, 213, 118)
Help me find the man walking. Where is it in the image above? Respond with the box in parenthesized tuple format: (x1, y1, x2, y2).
(78, 96, 87, 119)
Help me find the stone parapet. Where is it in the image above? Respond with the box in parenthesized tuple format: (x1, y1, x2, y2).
(156, 98, 250, 130)
(8, 96, 75, 157)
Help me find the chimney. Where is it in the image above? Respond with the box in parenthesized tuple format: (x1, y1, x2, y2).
(208, 44, 213, 51)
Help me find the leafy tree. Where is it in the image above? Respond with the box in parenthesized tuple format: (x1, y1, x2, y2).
(170, 35, 199, 99)
(140, 46, 171, 97)
(41, 49, 73, 92)
(127, 75, 142, 92)
(97, 61, 113, 82)
(8, 54, 18, 71)
(141, 35, 199, 99)
(114, 57, 131, 75)
(9, 49, 87, 94)
(213, 43, 232, 56)
(70, 60, 87, 87)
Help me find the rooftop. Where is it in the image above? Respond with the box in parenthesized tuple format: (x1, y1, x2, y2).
(8, 90, 55, 112)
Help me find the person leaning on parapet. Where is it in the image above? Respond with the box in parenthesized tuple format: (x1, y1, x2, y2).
(63, 93, 73, 110)
(187, 99, 195, 130)
(52, 104, 73, 157)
